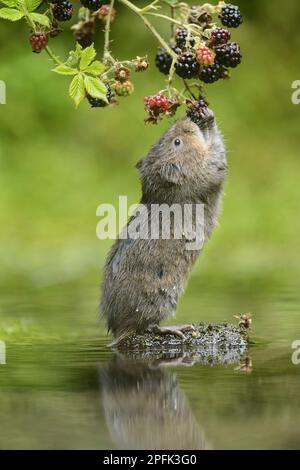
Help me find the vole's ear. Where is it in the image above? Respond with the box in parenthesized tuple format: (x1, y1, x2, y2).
(159, 162, 185, 185)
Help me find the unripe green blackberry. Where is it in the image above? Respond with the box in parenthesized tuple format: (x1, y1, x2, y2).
(175, 52, 199, 79)
(219, 4, 243, 28)
(87, 83, 112, 108)
(80, 0, 104, 12)
(29, 32, 48, 53)
(115, 80, 134, 97)
(215, 42, 242, 68)
(53, 1, 73, 22)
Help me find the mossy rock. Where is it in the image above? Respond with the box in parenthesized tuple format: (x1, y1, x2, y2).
(114, 323, 249, 366)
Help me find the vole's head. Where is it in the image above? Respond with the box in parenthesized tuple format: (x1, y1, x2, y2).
(137, 111, 227, 202)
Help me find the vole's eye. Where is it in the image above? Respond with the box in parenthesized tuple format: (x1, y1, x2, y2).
(173, 138, 183, 148)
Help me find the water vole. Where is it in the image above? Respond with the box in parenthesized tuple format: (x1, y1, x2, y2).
(101, 110, 227, 343)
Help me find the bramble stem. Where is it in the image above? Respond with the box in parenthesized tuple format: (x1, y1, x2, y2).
(45, 46, 63, 66)
(118, 0, 176, 58)
(103, 0, 116, 65)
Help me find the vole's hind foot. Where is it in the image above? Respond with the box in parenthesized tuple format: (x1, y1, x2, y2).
(147, 324, 196, 339)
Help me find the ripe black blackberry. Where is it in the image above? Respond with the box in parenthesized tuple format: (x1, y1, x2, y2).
(216, 42, 241, 68)
(199, 60, 223, 83)
(175, 52, 199, 79)
(186, 99, 213, 127)
(80, 0, 103, 11)
(75, 30, 94, 48)
(175, 28, 195, 48)
(53, 1, 73, 22)
(219, 4, 243, 28)
(87, 84, 112, 108)
(155, 48, 172, 75)
(210, 27, 231, 46)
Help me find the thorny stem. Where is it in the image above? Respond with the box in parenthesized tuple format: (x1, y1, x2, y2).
(118, 0, 176, 58)
(103, 0, 116, 65)
(144, 12, 182, 26)
(183, 79, 197, 100)
(45, 46, 63, 66)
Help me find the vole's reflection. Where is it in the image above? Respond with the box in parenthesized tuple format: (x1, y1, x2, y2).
(100, 355, 207, 450)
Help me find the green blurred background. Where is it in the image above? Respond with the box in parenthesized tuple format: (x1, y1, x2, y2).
(0, 0, 300, 333)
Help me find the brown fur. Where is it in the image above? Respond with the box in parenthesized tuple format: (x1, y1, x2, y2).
(101, 114, 227, 340)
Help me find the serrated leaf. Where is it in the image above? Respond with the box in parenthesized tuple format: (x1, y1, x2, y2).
(69, 74, 85, 108)
(25, 0, 42, 11)
(84, 60, 105, 77)
(29, 12, 50, 27)
(84, 75, 107, 102)
(52, 64, 78, 75)
(0, 7, 24, 20)
(80, 44, 96, 70)
(0, 0, 16, 7)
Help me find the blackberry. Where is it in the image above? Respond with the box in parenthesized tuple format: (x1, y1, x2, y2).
(87, 84, 112, 108)
(210, 27, 231, 46)
(53, 1, 73, 22)
(199, 60, 223, 83)
(155, 47, 180, 75)
(75, 30, 94, 48)
(219, 4, 243, 28)
(80, 0, 103, 11)
(175, 52, 199, 79)
(155, 48, 172, 75)
(216, 42, 241, 68)
(175, 28, 195, 48)
(29, 32, 48, 53)
(186, 99, 214, 127)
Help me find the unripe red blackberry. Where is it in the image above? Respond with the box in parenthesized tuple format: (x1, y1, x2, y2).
(53, 1, 73, 22)
(199, 60, 223, 83)
(219, 4, 243, 28)
(96, 4, 117, 23)
(215, 42, 242, 68)
(175, 52, 199, 79)
(209, 27, 231, 46)
(195, 46, 215, 66)
(80, 0, 104, 12)
(87, 83, 112, 108)
(115, 80, 134, 97)
(29, 32, 49, 53)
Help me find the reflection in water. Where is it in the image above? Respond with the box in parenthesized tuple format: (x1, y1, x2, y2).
(100, 355, 207, 450)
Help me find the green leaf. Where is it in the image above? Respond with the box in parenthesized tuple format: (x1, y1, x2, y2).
(84, 75, 107, 102)
(0, 7, 24, 20)
(29, 12, 50, 26)
(0, 0, 16, 7)
(25, 0, 42, 11)
(69, 74, 85, 107)
(84, 60, 105, 77)
(66, 43, 82, 67)
(52, 64, 78, 76)
(79, 44, 96, 71)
